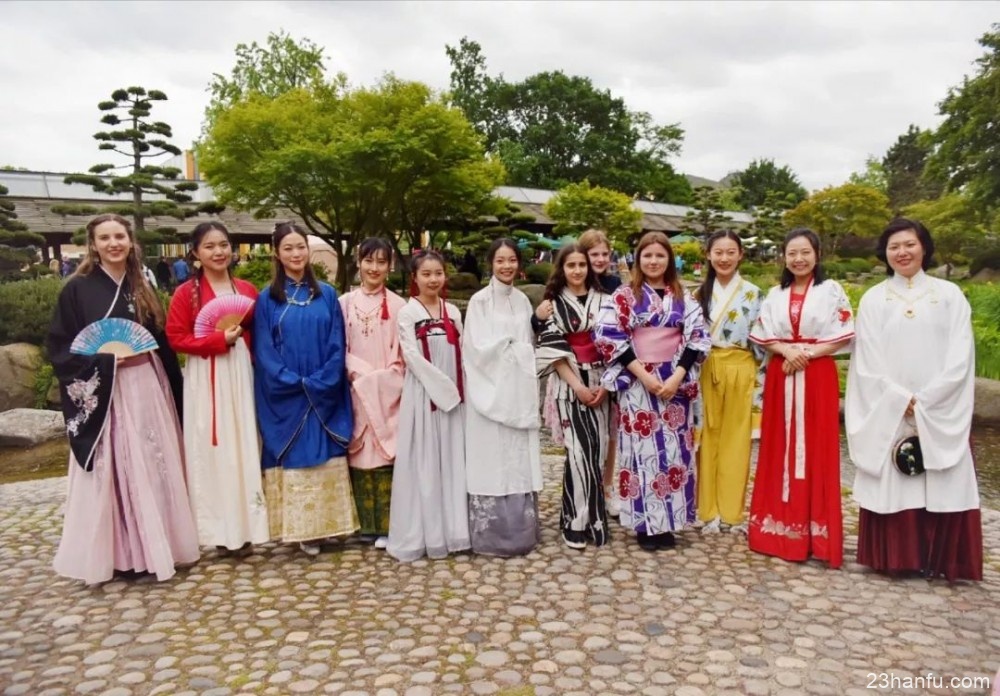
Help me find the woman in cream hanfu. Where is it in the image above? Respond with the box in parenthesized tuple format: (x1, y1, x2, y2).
(464, 238, 543, 557)
(166, 221, 269, 555)
(748, 228, 854, 569)
(846, 218, 981, 581)
(536, 243, 611, 549)
(340, 238, 407, 548)
(594, 232, 710, 552)
(693, 230, 764, 535)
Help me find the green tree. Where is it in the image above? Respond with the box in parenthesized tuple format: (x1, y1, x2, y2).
(543, 181, 642, 245)
(0, 183, 46, 278)
(198, 76, 503, 291)
(883, 125, 943, 212)
(746, 190, 797, 251)
(727, 159, 807, 210)
(204, 30, 328, 134)
(848, 156, 888, 194)
(903, 193, 987, 273)
(63, 87, 201, 243)
(783, 183, 891, 256)
(445, 38, 691, 204)
(930, 24, 1000, 215)
(681, 186, 732, 237)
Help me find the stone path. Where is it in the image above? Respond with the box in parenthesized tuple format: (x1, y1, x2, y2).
(1, 453, 998, 696)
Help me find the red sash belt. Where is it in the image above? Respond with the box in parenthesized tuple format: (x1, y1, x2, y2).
(566, 331, 600, 364)
(415, 316, 464, 412)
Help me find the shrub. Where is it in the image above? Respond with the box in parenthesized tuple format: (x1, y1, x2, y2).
(0, 277, 62, 346)
(447, 272, 481, 291)
(387, 271, 406, 294)
(233, 257, 328, 290)
(965, 284, 1000, 379)
(673, 241, 703, 266)
(970, 245, 1000, 276)
(524, 263, 553, 284)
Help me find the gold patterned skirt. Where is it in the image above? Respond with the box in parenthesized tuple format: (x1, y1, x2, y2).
(263, 456, 360, 542)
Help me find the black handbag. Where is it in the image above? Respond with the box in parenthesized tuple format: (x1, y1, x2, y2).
(893, 434, 924, 476)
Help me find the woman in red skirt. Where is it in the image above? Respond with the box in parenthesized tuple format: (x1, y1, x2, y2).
(748, 228, 854, 568)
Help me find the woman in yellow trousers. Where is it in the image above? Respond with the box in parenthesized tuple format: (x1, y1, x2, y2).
(694, 231, 764, 534)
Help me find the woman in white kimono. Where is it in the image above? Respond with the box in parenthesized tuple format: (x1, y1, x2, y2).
(387, 251, 470, 562)
(846, 218, 981, 581)
(536, 243, 610, 549)
(464, 238, 543, 557)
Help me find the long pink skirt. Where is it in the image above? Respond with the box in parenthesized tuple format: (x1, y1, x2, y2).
(53, 354, 200, 584)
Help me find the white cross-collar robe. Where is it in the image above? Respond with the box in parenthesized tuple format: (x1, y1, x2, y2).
(462, 277, 543, 496)
(846, 270, 980, 514)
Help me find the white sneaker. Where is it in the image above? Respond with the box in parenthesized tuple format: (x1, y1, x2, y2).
(374, 536, 389, 549)
(299, 542, 321, 556)
(730, 523, 748, 536)
(701, 517, 722, 534)
(605, 489, 620, 517)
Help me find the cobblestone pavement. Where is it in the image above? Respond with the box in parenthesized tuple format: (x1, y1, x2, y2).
(1, 453, 998, 696)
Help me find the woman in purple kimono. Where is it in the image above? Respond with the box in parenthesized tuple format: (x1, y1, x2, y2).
(594, 232, 710, 551)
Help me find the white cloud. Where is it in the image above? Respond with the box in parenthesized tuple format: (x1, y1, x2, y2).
(1, 0, 997, 192)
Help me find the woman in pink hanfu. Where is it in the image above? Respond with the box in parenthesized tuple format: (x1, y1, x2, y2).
(339, 238, 407, 548)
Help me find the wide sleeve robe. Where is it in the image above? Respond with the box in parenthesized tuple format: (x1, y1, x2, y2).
(846, 273, 979, 514)
(252, 281, 353, 469)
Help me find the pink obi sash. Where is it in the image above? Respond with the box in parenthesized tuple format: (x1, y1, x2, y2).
(566, 331, 600, 364)
(633, 326, 682, 363)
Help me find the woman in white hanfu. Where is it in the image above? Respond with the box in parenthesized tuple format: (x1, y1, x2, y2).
(387, 251, 471, 562)
(846, 218, 981, 581)
(463, 238, 543, 557)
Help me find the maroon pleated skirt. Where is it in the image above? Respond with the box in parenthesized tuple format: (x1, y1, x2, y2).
(856, 507, 983, 582)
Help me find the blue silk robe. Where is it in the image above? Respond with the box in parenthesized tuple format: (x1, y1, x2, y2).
(253, 279, 353, 470)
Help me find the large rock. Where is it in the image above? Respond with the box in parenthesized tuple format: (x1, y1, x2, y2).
(0, 343, 43, 411)
(974, 378, 1000, 425)
(519, 284, 547, 308)
(0, 408, 66, 447)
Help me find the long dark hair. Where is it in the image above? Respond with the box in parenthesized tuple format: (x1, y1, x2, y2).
(74, 214, 164, 328)
(188, 221, 233, 312)
(630, 232, 682, 297)
(779, 227, 827, 289)
(486, 237, 522, 269)
(876, 217, 935, 276)
(544, 243, 596, 300)
(357, 236, 394, 319)
(269, 221, 322, 303)
(408, 249, 447, 298)
(695, 230, 743, 320)
(358, 237, 394, 265)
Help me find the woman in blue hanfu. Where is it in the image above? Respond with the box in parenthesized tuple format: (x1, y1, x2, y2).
(594, 231, 711, 552)
(253, 221, 358, 556)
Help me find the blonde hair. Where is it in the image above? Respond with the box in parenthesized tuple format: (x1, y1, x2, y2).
(74, 214, 165, 328)
(578, 228, 611, 253)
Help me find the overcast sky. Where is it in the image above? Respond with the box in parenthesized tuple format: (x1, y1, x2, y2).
(2, 1, 997, 192)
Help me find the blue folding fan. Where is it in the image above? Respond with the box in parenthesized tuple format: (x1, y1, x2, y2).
(70, 318, 159, 358)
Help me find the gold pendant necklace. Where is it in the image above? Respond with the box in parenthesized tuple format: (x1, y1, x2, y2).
(886, 285, 935, 319)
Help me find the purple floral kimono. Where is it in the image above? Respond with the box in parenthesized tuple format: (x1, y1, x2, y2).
(594, 283, 711, 534)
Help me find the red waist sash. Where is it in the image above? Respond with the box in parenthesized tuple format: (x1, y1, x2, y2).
(566, 331, 600, 364)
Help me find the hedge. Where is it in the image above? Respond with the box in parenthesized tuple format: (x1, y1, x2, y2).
(0, 277, 62, 346)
